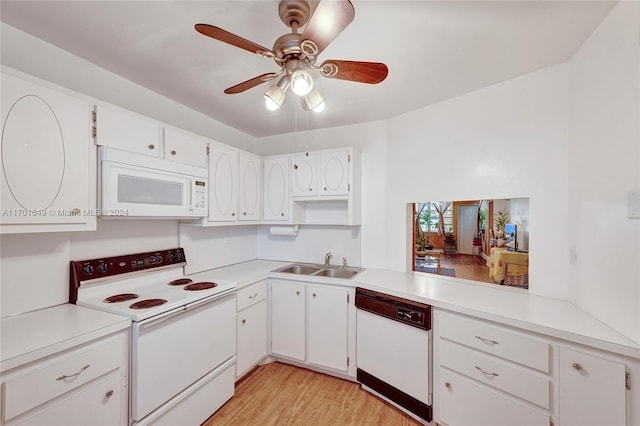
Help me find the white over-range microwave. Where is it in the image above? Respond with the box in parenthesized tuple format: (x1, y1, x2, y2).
(99, 146, 208, 218)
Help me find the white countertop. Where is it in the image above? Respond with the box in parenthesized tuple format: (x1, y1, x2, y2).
(1, 304, 131, 372)
(192, 260, 640, 359)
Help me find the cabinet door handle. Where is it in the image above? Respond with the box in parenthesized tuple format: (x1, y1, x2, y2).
(475, 365, 499, 377)
(444, 382, 451, 389)
(296, 291, 300, 296)
(241, 319, 246, 325)
(572, 362, 583, 371)
(475, 335, 499, 345)
(148, 144, 155, 150)
(281, 212, 285, 216)
(231, 212, 236, 217)
(248, 293, 258, 299)
(171, 150, 177, 155)
(324, 187, 327, 191)
(313, 293, 316, 298)
(56, 364, 90, 381)
(243, 212, 247, 216)
(105, 390, 114, 399)
(309, 188, 312, 192)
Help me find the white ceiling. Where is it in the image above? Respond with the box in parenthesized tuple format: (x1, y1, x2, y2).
(0, 1, 615, 138)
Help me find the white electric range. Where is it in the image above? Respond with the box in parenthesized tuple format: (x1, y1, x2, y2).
(70, 248, 236, 425)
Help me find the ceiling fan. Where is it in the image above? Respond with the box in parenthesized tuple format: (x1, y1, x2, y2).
(195, 0, 389, 112)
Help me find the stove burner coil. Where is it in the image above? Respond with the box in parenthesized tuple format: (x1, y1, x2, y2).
(129, 298, 168, 309)
(168, 278, 193, 286)
(104, 293, 139, 303)
(184, 282, 218, 291)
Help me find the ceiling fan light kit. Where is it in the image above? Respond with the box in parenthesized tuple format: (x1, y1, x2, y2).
(195, 0, 388, 113)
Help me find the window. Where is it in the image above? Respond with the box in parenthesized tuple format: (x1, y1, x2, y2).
(415, 202, 453, 234)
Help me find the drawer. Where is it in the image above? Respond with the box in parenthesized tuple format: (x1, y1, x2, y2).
(439, 311, 549, 372)
(237, 281, 267, 311)
(3, 335, 123, 421)
(439, 339, 549, 409)
(12, 372, 122, 426)
(438, 368, 548, 426)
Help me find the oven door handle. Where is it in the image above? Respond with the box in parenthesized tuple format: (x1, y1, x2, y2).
(138, 290, 235, 330)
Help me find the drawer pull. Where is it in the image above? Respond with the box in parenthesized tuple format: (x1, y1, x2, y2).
(56, 364, 90, 381)
(248, 293, 259, 299)
(475, 335, 499, 345)
(572, 362, 583, 371)
(105, 390, 114, 399)
(475, 365, 499, 377)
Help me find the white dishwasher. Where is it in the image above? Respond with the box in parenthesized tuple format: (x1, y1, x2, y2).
(356, 287, 432, 422)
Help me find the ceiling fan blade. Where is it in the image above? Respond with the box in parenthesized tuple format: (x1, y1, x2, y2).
(301, 0, 355, 56)
(224, 73, 279, 94)
(195, 23, 274, 57)
(320, 60, 388, 84)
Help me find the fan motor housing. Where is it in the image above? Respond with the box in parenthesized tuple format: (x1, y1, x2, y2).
(278, 0, 311, 28)
(273, 33, 303, 60)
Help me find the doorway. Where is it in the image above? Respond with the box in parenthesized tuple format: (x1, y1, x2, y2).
(458, 205, 478, 255)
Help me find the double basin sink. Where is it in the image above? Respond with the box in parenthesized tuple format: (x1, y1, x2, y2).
(273, 263, 364, 280)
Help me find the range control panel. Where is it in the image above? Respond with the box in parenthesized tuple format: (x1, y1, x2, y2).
(70, 248, 186, 283)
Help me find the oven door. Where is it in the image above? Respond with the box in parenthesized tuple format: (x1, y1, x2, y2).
(131, 294, 235, 422)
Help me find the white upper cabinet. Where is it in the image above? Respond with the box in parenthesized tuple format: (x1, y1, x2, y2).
(1, 71, 95, 233)
(238, 151, 262, 221)
(163, 127, 208, 168)
(291, 149, 351, 198)
(318, 150, 350, 196)
(291, 151, 317, 196)
(263, 156, 290, 222)
(208, 143, 239, 222)
(94, 104, 162, 157)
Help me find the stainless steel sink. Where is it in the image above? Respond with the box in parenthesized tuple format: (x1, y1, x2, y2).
(275, 264, 322, 275)
(273, 263, 364, 279)
(312, 268, 360, 279)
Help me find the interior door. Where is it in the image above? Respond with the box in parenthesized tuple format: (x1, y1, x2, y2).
(458, 205, 478, 255)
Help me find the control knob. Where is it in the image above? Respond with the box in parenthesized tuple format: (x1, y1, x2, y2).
(97, 263, 108, 273)
(83, 264, 94, 275)
(167, 253, 174, 262)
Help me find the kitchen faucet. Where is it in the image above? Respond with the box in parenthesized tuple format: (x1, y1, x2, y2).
(324, 252, 332, 266)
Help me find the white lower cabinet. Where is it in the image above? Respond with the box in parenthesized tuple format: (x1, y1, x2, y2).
(434, 309, 633, 426)
(270, 279, 355, 377)
(558, 346, 627, 426)
(1, 330, 128, 426)
(270, 281, 306, 361)
(236, 281, 268, 379)
(307, 284, 349, 371)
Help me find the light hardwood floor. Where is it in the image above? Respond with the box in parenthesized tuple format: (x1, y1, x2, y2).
(204, 362, 423, 426)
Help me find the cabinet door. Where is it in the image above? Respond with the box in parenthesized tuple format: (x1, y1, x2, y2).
(94, 104, 161, 157)
(163, 127, 208, 168)
(208, 144, 239, 221)
(318, 150, 350, 196)
(307, 285, 349, 371)
(263, 156, 290, 221)
(270, 281, 305, 361)
(1, 73, 92, 228)
(238, 152, 262, 221)
(236, 300, 267, 378)
(558, 347, 626, 426)
(291, 152, 317, 196)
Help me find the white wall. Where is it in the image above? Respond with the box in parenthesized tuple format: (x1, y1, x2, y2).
(256, 225, 361, 266)
(568, 2, 640, 344)
(385, 64, 571, 299)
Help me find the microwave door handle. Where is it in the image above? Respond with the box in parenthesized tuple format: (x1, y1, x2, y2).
(189, 179, 195, 211)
